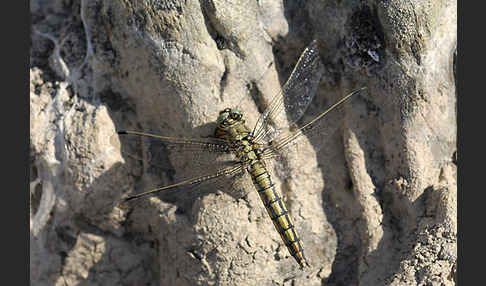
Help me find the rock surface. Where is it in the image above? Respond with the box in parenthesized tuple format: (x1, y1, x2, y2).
(30, 0, 457, 285)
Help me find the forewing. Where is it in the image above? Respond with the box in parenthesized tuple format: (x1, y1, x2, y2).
(118, 131, 231, 177)
(252, 40, 324, 143)
(117, 131, 253, 210)
(260, 88, 366, 166)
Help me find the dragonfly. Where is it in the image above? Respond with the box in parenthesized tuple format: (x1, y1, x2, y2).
(118, 40, 365, 268)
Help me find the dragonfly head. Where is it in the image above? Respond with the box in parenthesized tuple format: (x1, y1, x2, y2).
(217, 108, 244, 127)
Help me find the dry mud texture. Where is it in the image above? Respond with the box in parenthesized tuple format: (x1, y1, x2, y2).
(30, 1, 457, 285)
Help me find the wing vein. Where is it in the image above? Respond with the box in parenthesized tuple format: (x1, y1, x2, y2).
(123, 164, 244, 202)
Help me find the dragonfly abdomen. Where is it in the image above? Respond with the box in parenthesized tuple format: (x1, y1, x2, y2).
(247, 161, 308, 268)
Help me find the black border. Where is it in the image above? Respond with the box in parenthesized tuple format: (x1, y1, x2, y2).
(13, 1, 30, 285)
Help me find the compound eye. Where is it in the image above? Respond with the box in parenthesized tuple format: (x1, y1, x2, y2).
(231, 110, 242, 120)
(217, 112, 229, 123)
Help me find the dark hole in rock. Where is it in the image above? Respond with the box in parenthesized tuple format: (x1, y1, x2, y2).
(31, 180, 43, 216)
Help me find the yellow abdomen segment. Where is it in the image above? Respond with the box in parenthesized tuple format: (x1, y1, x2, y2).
(248, 161, 307, 268)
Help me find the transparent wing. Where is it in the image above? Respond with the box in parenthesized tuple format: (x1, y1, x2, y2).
(252, 40, 324, 144)
(117, 131, 253, 210)
(123, 165, 253, 214)
(117, 130, 232, 175)
(260, 88, 366, 161)
(124, 161, 246, 203)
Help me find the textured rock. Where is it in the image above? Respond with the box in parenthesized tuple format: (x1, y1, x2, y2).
(30, 0, 456, 285)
